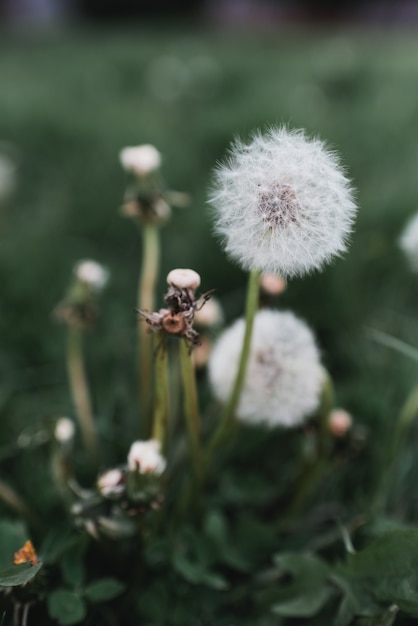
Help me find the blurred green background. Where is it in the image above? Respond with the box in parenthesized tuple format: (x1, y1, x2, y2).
(1, 27, 418, 513)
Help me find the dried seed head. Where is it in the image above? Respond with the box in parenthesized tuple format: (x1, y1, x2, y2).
(166, 268, 201, 290)
(74, 260, 109, 291)
(260, 273, 287, 296)
(329, 409, 353, 437)
(162, 311, 187, 335)
(119, 144, 162, 176)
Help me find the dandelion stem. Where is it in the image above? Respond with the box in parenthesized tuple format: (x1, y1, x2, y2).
(373, 381, 418, 513)
(208, 268, 260, 453)
(179, 338, 202, 482)
(138, 222, 160, 435)
(67, 327, 98, 463)
(278, 370, 334, 529)
(151, 333, 170, 448)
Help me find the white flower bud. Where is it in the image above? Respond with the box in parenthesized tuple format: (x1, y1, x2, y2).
(166, 268, 201, 290)
(194, 297, 224, 327)
(329, 409, 353, 437)
(260, 273, 287, 296)
(54, 417, 75, 443)
(97, 468, 125, 497)
(209, 126, 357, 278)
(74, 260, 109, 290)
(399, 213, 418, 272)
(209, 309, 323, 428)
(127, 440, 166, 475)
(119, 144, 162, 176)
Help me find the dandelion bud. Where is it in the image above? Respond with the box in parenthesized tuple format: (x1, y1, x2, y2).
(74, 260, 109, 291)
(399, 213, 418, 272)
(54, 417, 75, 443)
(97, 468, 125, 497)
(209, 309, 323, 428)
(119, 144, 162, 177)
(127, 440, 166, 476)
(260, 273, 287, 296)
(166, 268, 201, 290)
(194, 297, 223, 327)
(209, 126, 357, 278)
(329, 409, 353, 437)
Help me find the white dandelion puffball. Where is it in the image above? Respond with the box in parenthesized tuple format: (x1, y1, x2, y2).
(208, 309, 324, 428)
(119, 144, 162, 176)
(54, 417, 75, 443)
(74, 260, 109, 290)
(399, 213, 418, 272)
(209, 127, 357, 278)
(127, 440, 166, 475)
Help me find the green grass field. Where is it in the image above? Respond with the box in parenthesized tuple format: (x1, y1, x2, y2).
(1, 26, 418, 517)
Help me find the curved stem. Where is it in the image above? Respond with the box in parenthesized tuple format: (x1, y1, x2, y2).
(179, 339, 202, 483)
(373, 380, 418, 513)
(138, 223, 160, 435)
(151, 333, 170, 449)
(207, 268, 260, 455)
(67, 327, 97, 463)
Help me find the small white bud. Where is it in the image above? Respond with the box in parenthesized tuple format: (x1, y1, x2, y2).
(127, 440, 166, 476)
(329, 409, 353, 437)
(194, 297, 224, 327)
(97, 468, 125, 497)
(74, 260, 109, 290)
(166, 268, 201, 290)
(260, 273, 287, 296)
(54, 417, 75, 443)
(119, 144, 162, 176)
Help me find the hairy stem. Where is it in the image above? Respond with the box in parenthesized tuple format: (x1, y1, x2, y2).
(138, 222, 160, 435)
(67, 327, 97, 463)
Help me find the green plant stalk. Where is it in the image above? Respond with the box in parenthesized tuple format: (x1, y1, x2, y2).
(373, 380, 418, 513)
(279, 370, 334, 529)
(67, 327, 98, 462)
(207, 268, 260, 454)
(151, 333, 170, 448)
(138, 222, 160, 435)
(179, 338, 202, 482)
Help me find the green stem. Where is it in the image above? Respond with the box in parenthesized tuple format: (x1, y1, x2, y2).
(207, 268, 260, 454)
(373, 380, 418, 513)
(278, 370, 334, 529)
(151, 333, 170, 449)
(67, 327, 98, 463)
(179, 338, 202, 482)
(138, 222, 160, 436)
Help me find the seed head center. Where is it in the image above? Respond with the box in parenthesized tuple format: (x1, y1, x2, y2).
(258, 183, 299, 229)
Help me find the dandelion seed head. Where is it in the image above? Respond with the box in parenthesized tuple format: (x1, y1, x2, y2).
(166, 268, 201, 290)
(209, 126, 357, 278)
(74, 260, 109, 291)
(127, 439, 166, 475)
(97, 468, 125, 497)
(119, 144, 162, 176)
(54, 417, 75, 443)
(208, 309, 324, 428)
(399, 213, 418, 272)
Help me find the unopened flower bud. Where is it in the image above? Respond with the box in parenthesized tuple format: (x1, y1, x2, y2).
(127, 440, 166, 475)
(74, 260, 109, 291)
(329, 409, 353, 437)
(166, 268, 201, 290)
(260, 273, 287, 296)
(55, 417, 75, 443)
(97, 468, 125, 497)
(194, 297, 223, 327)
(119, 144, 162, 177)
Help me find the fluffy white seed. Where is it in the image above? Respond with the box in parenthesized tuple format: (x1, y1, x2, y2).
(119, 144, 161, 176)
(127, 440, 166, 475)
(208, 309, 324, 428)
(399, 213, 418, 272)
(54, 417, 75, 443)
(74, 260, 109, 290)
(166, 268, 201, 290)
(209, 127, 357, 278)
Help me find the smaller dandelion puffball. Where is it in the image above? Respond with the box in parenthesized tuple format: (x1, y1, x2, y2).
(399, 213, 418, 272)
(97, 468, 125, 497)
(208, 309, 324, 428)
(127, 440, 166, 475)
(54, 417, 75, 443)
(74, 260, 109, 291)
(209, 127, 357, 278)
(166, 268, 201, 290)
(119, 144, 162, 177)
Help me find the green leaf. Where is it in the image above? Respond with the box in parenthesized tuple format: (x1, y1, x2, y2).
(334, 529, 418, 623)
(172, 554, 228, 590)
(84, 578, 125, 603)
(47, 589, 86, 625)
(0, 562, 42, 587)
(0, 520, 28, 569)
(270, 553, 331, 618)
